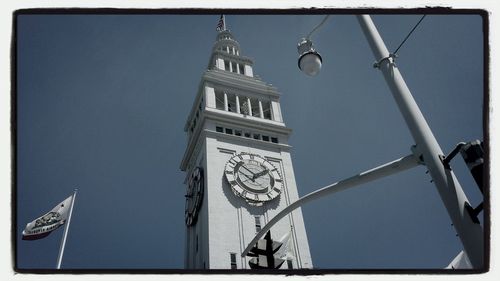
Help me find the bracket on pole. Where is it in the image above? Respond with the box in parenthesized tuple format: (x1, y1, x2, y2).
(373, 53, 397, 69)
(465, 202, 483, 224)
(411, 145, 425, 165)
(442, 142, 466, 170)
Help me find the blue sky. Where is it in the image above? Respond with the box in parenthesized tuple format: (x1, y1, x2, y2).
(15, 12, 485, 270)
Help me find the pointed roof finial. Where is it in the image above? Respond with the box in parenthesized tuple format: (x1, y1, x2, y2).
(216, 15, 226, 32)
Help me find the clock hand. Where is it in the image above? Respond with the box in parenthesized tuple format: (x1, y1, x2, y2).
(238, 168, 253, 178)
(252, 169, 269, 180)
(241, 177, 254, 183)
(240, 165, 256, 176)
(239, 171, 255, 182)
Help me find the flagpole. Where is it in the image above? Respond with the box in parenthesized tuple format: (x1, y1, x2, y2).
(223, 14, 226, 31)
(56, 189, 77, 269)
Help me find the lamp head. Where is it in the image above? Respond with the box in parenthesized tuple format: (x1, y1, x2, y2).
(297, 38, 322, 76)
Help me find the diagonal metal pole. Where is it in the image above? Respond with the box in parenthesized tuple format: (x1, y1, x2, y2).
(356, 14, 483, 268)
(242, 154, 420, 257)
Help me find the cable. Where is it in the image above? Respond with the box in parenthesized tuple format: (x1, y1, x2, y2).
(306, 15, 331, 39)
(393, 15, 427, 55)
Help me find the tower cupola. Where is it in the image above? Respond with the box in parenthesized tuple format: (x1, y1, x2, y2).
(208, 29, 254, 77)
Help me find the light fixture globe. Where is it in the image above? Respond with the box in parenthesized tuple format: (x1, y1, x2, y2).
(298, 52, 322, 76)
(297, 38, 322, 76)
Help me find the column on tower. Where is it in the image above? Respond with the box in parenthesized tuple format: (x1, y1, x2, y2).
(258, 100, 264, 118)
(271, 101, 282, 122)
(246, 97, 252, 116)
(223, 92, 228, 111)
(235, 95, 241, 113)
(244, 65, 253, 77)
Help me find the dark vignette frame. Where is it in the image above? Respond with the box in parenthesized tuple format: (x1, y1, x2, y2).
(11, 7, 490, 275)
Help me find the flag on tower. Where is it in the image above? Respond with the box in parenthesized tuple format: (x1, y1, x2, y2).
(216, 15, 225, 31)
(22, 195, 74, 241)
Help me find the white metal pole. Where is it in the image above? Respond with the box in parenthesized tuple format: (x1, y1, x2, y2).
(56, 189, 77, 269)
(242, 154, 420, 257)
(356, 15, 483, 268)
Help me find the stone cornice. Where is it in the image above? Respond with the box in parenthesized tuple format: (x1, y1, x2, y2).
(180, 109, 292, 171)
(203, 70, 280, 98)
(210, 50, 254, 65)
(203, 108, 291, 135)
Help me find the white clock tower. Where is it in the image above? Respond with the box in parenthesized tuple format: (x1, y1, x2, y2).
(180, 21, 313, 270)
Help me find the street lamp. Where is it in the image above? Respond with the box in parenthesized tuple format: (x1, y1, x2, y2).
(297, 38, 322, 76)
(241, 14, 484, 270)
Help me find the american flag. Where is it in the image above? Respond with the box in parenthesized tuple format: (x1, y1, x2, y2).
(216, 15, 225, 31)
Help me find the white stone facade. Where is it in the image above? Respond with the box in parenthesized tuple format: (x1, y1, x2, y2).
(181, 29, 312, 270)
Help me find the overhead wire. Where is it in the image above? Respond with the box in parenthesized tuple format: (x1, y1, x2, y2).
(393, 15, 427, 55)
(306, 15, 331, 39)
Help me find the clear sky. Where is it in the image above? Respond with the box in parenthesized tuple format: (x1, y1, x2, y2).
(16, 12, 485, 270)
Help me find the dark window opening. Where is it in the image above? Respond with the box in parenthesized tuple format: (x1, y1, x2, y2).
(262, 135, 270, 142)
(230, 253, 237, 269)
(262, 101, 272, 120)
(215, 90, 225, 110)
(235, 130, 242, 136)
(255, 216, 261, 232)
(287, 260, 293, 269)
(225, 128, 233, 135)
(216, 126, 223, 133)
(227, 93, 236, 112)
(244, 132, 251, 138)
(250, 97, 260, 117)
(271, 137, 278, 143)
(253, 134, 260, 140)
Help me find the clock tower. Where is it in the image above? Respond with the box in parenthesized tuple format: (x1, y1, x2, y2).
(180, 21, 313, 270)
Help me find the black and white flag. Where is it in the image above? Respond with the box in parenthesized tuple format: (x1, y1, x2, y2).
(22, 195, 74, 240)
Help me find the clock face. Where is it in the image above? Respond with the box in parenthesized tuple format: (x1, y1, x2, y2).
(185, 166, 204, 226)
(224, 153, 282, 205)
